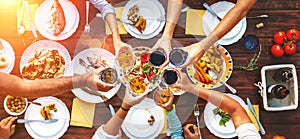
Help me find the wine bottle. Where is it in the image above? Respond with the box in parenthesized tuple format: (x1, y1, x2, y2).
(272, 68, 293, 83)
(267, 84, 290, 99)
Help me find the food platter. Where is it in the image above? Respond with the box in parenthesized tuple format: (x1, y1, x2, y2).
(35, 0, 79, 40)
(186, 45, 233, 89)
(19, 40, 71, 79)
(24, 96, 69, 139)
(0, 38, 15, 73)
(122, 0, 165, 39)
(202, 1, 247, 45)
(204, 94, 248, 138)
(121, 98, 165, 139)
(69, 48, 121, 103)
(116, 47, 164, 94)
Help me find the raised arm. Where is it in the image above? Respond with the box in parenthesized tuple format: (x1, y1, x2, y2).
(0, 68, 113, 98)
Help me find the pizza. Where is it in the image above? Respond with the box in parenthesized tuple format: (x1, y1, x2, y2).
(49, 0, 66, 36)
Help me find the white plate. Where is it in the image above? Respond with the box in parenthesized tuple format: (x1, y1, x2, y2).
(202, 1, 247, 45)
(69, 48, 121, 103)
(122, 0, 165, 39)
(24, 96, 70, 139)
(19, 40, 71, 78)
(35, 0, 79, 40)
(204, 93, 248, 138)
(121, 98, 164, 139)
(0, 38, 15, 73)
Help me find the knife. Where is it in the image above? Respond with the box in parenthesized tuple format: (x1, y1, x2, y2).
(24, 1, 38, 38)
(203, 3, 222, 21)
(116, 18, 134, 25)
(246, 97, 266, 135)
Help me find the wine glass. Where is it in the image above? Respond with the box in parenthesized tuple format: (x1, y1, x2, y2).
(149, 48, 168, 68)
(161, 67, 181, 86)
(169, 47, 189, 67)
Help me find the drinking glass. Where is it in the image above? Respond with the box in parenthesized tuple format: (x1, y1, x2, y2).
(153, 85, 171, 105)
(115, 47, 137, 71)
(98, 67, 118, 85)
(162, 68, 181, 86)
(149, 48, 167, 68)
(169, 48, 189, 67)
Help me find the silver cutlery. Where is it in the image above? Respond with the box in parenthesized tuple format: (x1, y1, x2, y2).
(79, 58, 94, 71)
(246, 98, 266, 135)
(203, 3, 222, 21)
(17, 119, 58, 123)
(208, 70, 237, 94)
(247, 14, 268, 19)
(81, 87, 109, 102)
(193, 104, 202, 138)
(24, 1, 38, 38)
(84, 0, 90, 33)
(116, 18, 134, 25)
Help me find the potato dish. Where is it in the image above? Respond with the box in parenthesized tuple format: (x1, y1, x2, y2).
(40, 103, 57, 120)
(194, 47, 224, 84)
(22, 49, 65, 80)
(5, 95, 27, 113)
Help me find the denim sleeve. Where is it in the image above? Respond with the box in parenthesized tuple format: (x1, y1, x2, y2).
(166, 105, 184, 139)
(89, 0, 115, 20)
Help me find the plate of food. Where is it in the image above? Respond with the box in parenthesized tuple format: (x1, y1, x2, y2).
(20, 40, 71, 80)
(204, 93, 248, 138)
(202, 1, 247, 45)
(35, 0, 79, 40)
(24, 96, 69, 139)
(69, 48, 121, 103)
(122, 0, 165, 39)
(121, 97, 165, 139)
(186, 45, 233, 89)
(116, 47, 164, 95)
(0, 38, 15, 73)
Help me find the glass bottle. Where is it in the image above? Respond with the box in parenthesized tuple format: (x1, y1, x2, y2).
(267, 84, 290, 99)
(272, 68, 293, 83)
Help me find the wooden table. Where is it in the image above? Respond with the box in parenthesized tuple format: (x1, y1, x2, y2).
(1, 0, 300, 138)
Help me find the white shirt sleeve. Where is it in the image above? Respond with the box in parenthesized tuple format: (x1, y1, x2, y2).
(236, 123, 261, 139)
(89, 0, 115, 20)
(92, 125, 118, 139)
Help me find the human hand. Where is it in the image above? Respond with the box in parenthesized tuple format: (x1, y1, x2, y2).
(113, 39, 132, 56)
(183, 124, 200, 139)
(0, 116, 17, 139)
(81, 67, 115, 92)
(178, 43, 206, 68)
(154, 88, 174, 111)
(151, 37, 172, 67)
(122, 88, 149, 108)
(170, 72, 197, 93)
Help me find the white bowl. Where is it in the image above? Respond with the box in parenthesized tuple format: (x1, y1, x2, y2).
(4, 95, 28, 116)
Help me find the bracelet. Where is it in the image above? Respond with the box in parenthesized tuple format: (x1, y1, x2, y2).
(120, 105, 130, 111)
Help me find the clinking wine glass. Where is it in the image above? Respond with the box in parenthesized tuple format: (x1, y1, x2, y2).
(149, 48, 167, 68)
(98, 67, 119, 85)
(169, 48, 188, 67)
(115, 47, 137, 71)
(153, 85, 171, 105)
(162, 68, 181, 86)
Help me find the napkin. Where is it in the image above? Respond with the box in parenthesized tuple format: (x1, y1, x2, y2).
(70, 98, 95, 128)
(160, 110, 168, 134)
(185, 9, 206, 36)
(247, 105, 260, 131)
(18, 4, 39, 31)
(105, 7, 127, 35)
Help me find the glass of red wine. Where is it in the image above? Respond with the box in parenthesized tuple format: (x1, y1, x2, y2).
(149, 48, 167, 68)
(162, 68, 181, 86)
(169, 48, 188, 67)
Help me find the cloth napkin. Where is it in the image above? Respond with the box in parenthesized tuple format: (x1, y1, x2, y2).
(160, 110, 168, 134)
(18, 4, 39, 31)
(185, 9, 206, 36)
(70, 98, 96, 128)
(105, 7, 127, 35)
(247, 105, 260, 131)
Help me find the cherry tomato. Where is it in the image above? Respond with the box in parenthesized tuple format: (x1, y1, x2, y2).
(273, 31, 287, 44)
(286, 29, 300, 42)
(271, 44, 284, 58)
(140, 53, 149, 64)
(284, 42, 297, 55)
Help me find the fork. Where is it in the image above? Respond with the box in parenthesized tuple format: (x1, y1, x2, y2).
(84, 0, 90, 33)
(194, 104, 202, 139)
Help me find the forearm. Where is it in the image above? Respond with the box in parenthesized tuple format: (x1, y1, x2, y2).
(162, 0, 183, 38)
(103, 102, 130, 136)
(188, 85, 251, 128)
(199, 0, 256, 49)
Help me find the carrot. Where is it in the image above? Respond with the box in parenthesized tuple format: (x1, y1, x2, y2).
(194, 64, 205, 83)
(194, 63, 210, 83)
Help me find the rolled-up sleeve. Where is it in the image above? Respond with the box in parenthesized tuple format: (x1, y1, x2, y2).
(236, 123, 261, 139)
(92, 125, 118, 139)
(90, 0, 115, 20)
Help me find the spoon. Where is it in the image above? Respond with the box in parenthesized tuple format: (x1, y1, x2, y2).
(17, 0, 25, 35)
(208, 70, 237, 94)
(17, 119, 58, 123)
(28, 101, 42, 106)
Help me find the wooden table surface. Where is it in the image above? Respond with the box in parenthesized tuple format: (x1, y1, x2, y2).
(1, 0, 300, 138)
